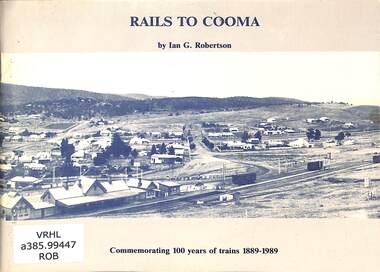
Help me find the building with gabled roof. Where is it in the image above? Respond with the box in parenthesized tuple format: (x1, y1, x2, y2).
(41, 177, 106, 204)
(157, 181, 181, 197)
(126, 178, 159, 199)
(0, 192, 55, 220)
(40, 177, 145, 213)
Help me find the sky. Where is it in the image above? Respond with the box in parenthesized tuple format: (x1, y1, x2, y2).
(1, 52, 379, 105)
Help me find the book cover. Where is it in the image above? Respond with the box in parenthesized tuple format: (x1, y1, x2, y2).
(1, 1, 379, 271)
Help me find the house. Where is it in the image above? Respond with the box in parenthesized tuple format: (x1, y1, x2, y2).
(24, 163, 47, 177)
(207, 132, 223, 138)
(0, 164, 13, 178)
(126, 178, 159, 199)
(343, 122, 355, 129)
(247, 138, 260, 144)
(288, 138, 313, 148)
(0, 192, 55, 220)
(228, 127, 239, 132)
(168, 131, 183, 138)
(50, 147, 62, 157)
(226, 141, 254, 150)
(12, 135, 23, 142)
(151, 154, 183, 164)
(0, 192, 35, 220)
(207, 132, 234, 138)
(169, 143, 189, 156)
(265, 140, 286, 148)
(100, 130, 112, 137)
(8, 127, 23, 135)
(150, 132, 162, 138)
(266, 117, 277, 123)
(36, 152, 52, 164)
(306, 118, 318, 124)
(75, 139, 91, 150)
(93, 138, 111, 150)
(263, 130, 283, 136)
(10, 176, 41, 189)
(129, 137, 150, 145)
(71, 150, 86, 161)
(18, 155, 33, 164)
(157, 181, 181, 197)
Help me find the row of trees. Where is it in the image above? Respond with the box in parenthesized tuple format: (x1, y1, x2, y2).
(150, 143, 175, 156)
(306, 129, 352, 144)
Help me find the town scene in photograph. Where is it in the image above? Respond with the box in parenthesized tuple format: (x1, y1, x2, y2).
(0, 82, 379, 220)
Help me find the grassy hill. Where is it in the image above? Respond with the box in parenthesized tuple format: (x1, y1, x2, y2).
(0, 83, 133, 106)
(0, 83, 307, 118)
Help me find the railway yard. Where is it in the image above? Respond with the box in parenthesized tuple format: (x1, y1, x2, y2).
(1, 103, 380, 219)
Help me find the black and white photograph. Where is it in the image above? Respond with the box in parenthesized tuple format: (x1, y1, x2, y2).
(1, 52, 379, 220)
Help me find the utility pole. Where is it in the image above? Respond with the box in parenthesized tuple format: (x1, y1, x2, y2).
(222, 163, 225, 183)
(52, 166, 56, 186)
(188, 137, 191, 161)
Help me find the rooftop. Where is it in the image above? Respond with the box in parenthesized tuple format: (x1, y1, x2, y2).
(56, 190, 142, 207)
(10, 176, 40, 183)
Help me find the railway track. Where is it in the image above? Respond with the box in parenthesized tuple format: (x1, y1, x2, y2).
(228, 160, 372, 199)
(124, 161, 373, 215)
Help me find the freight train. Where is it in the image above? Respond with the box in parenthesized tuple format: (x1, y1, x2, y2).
(231, 172, 257, 185)
(373, 155, 380, 164)
(307, 161, 324, 171)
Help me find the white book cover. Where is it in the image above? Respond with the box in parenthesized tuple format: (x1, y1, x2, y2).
(0, 0, 379, 271)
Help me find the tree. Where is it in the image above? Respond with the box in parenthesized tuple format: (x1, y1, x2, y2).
(107, 133, 131, 157)
(93, 152, 108, 166)
(108, 133, 124, 157)
(241, 131, 249, 143)
(0, 132, 4, 147)
(159, 143, 167, 154)
(335, 132, 345, 145)
(345, 132, 351, 137)
(306, 128, 315, 141)
(190, 143, 196, 150)
(314, 129, 321, 140)
(168, 146, 175, 155)
(131, 149, 138, 158)
(254, 131, 262, 141)
(150, 145, 157, 155)
(60, 157, 79, 176)
(60, 138, 75, 159)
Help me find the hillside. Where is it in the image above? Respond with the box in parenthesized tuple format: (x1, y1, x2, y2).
(0, 83, 308, 118)
(0, 83, 133, 106)
(346, 105, 380, 124)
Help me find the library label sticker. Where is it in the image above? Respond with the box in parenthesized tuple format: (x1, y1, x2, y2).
(13, 224, 84, 264)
